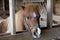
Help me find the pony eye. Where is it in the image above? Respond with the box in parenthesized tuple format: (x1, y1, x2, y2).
(26, 17, 31, 20)
(27, 17, 29, 19)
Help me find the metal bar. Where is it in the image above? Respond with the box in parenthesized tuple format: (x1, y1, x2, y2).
(9, 0, 16, 35)
(47, 0, 53, 28)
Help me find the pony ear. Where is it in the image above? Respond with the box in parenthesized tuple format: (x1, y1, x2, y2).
(20, 6, 25, 10)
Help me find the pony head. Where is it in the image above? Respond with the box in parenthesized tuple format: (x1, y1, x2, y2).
(23, 4, 41, 38)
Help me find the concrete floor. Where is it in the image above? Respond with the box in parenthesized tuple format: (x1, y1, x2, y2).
(0, 27, 60, 40)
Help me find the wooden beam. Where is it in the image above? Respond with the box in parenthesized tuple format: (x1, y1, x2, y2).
(9, 0, 16, 35)
(23, 0, 44, 2)
(2, 0, 5, 11)
(47, 0, 53, 28)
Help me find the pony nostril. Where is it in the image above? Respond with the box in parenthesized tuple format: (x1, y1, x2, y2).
(34, 32, 37, 36)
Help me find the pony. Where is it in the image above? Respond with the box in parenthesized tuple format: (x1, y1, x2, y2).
(23, 4, 41, 38)
(0, 4, 41, 38)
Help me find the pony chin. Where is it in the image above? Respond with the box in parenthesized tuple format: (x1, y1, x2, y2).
(32, 27, 41, 38)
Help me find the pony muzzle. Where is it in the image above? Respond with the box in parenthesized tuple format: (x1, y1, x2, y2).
(31, 26, 41, 38)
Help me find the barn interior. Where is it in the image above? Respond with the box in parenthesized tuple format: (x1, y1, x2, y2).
(0, 0, 60, 40)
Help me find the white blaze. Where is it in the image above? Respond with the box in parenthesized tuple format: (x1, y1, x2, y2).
(33, 12, 36, 17)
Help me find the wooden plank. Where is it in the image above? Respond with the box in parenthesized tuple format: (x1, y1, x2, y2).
(0, 33, 10, 36)
(9, 0, 16, 35)
(47, 0, 53, 28)
(23, 0, 44, 2)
